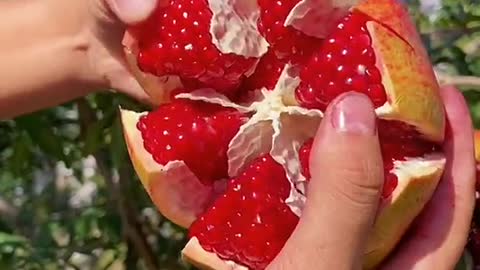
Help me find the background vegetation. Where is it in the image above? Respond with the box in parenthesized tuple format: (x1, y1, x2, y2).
(0, 0, 479, 269)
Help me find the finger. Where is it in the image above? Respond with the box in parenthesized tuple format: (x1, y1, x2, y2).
(382, 85, 476, 269)
(268, 92, 383, 270)
(109, 68, 155, 106)
(105, 0, 158, 25)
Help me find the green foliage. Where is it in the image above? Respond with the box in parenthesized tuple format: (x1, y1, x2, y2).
(0, 94, 191, 269)
(0, 1, 479, 269)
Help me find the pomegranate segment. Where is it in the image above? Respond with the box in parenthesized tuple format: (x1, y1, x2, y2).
(120, 109, 220, 228)
(137, 99, 247, 185)
(189, 155, 299, 270)
(296, 11, 386, 111)
(133, 0, 259, 96)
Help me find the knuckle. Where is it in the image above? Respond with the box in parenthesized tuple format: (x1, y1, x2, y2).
(330, 159, 384, 207)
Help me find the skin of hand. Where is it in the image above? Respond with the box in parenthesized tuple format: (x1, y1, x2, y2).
(0, 0, 157, 119)
(267, 86, 476, 270)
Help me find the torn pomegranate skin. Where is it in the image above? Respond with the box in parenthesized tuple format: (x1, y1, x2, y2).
(296, 11, 387, 111)
(137, 99, 247, 185)
(133, 0, 258, 97)
(189, 155, 299, 270)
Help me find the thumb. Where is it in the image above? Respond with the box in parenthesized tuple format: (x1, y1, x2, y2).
(269, 92, 384, 270)
(105, 0, 158, 25)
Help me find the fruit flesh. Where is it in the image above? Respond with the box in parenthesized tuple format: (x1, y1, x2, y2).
(189, 155, 299, 270)
(121, 0, 447, 269)
(137, 99, 246, 185)
(257, 0, 319, 61)
(120, 109, 219, 228)
(133, 0, 258, 96)
(296, 12, 387, 110)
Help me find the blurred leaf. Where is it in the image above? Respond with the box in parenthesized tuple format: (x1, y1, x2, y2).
(110, 116, 127, 169)
(83, 121, 105, 156)
(15, 114, 66, 161)
(10, 133, 32, 176)
(456, 250, 474, 270)
(0, 232, 28, 246)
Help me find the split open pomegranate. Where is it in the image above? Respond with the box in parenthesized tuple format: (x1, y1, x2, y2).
(120, 0, 447, 269)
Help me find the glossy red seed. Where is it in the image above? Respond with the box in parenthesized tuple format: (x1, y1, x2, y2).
(137, 99, 246, 185)
(296, 12, 387, 111)
(257, 0, 320, 61)
(133, 0, 258, 97)
(241, 50, 288, 92)
(299, 139, 313, 180)
(189, 155, 299, 269)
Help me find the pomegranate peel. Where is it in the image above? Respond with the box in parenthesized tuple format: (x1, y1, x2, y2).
(182, 237, 249, 270)
(120, 108, 220, 227)
(364, 154, 446, 269)
(208, 0, 269, 59)
(353, 0, 431, 60)
(285, 0, 359, 39)
(369, 21, 445, 142)
(474, 130, 480, 162)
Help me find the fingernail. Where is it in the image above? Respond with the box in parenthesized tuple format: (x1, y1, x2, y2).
(107, 0, 157, 24)
(330, 92, 377, 135)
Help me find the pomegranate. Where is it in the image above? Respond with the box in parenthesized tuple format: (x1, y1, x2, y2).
(120, 0, 447, 269)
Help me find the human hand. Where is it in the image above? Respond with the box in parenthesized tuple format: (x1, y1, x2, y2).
(80, 0, 159, 103)
(267, 86, 476, 269)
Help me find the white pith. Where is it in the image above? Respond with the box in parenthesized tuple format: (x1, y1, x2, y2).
(383, 152, 446, 207)
(177, 65, 322, 216)
(286, 0, 359, 38)
(182, 237, 249, 270)
(208, 0, 269, 59)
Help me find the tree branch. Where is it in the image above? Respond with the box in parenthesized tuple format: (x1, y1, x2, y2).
(436, 72, 480, 90)
(421, 26, 480, 37)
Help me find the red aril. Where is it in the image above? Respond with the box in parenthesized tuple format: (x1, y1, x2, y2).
(295, 12, 387, 110)
(132, 0, 261, 97)
(189, 155, 299, 270)
(241, 50, 288, 93)
(121, 0, 447, 269)
(257, 0, 319, 61)
(137, 99, 247, 185)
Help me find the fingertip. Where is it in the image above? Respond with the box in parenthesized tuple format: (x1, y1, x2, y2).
(310, 92, 380, 176)
(106, 0, 158, 25)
